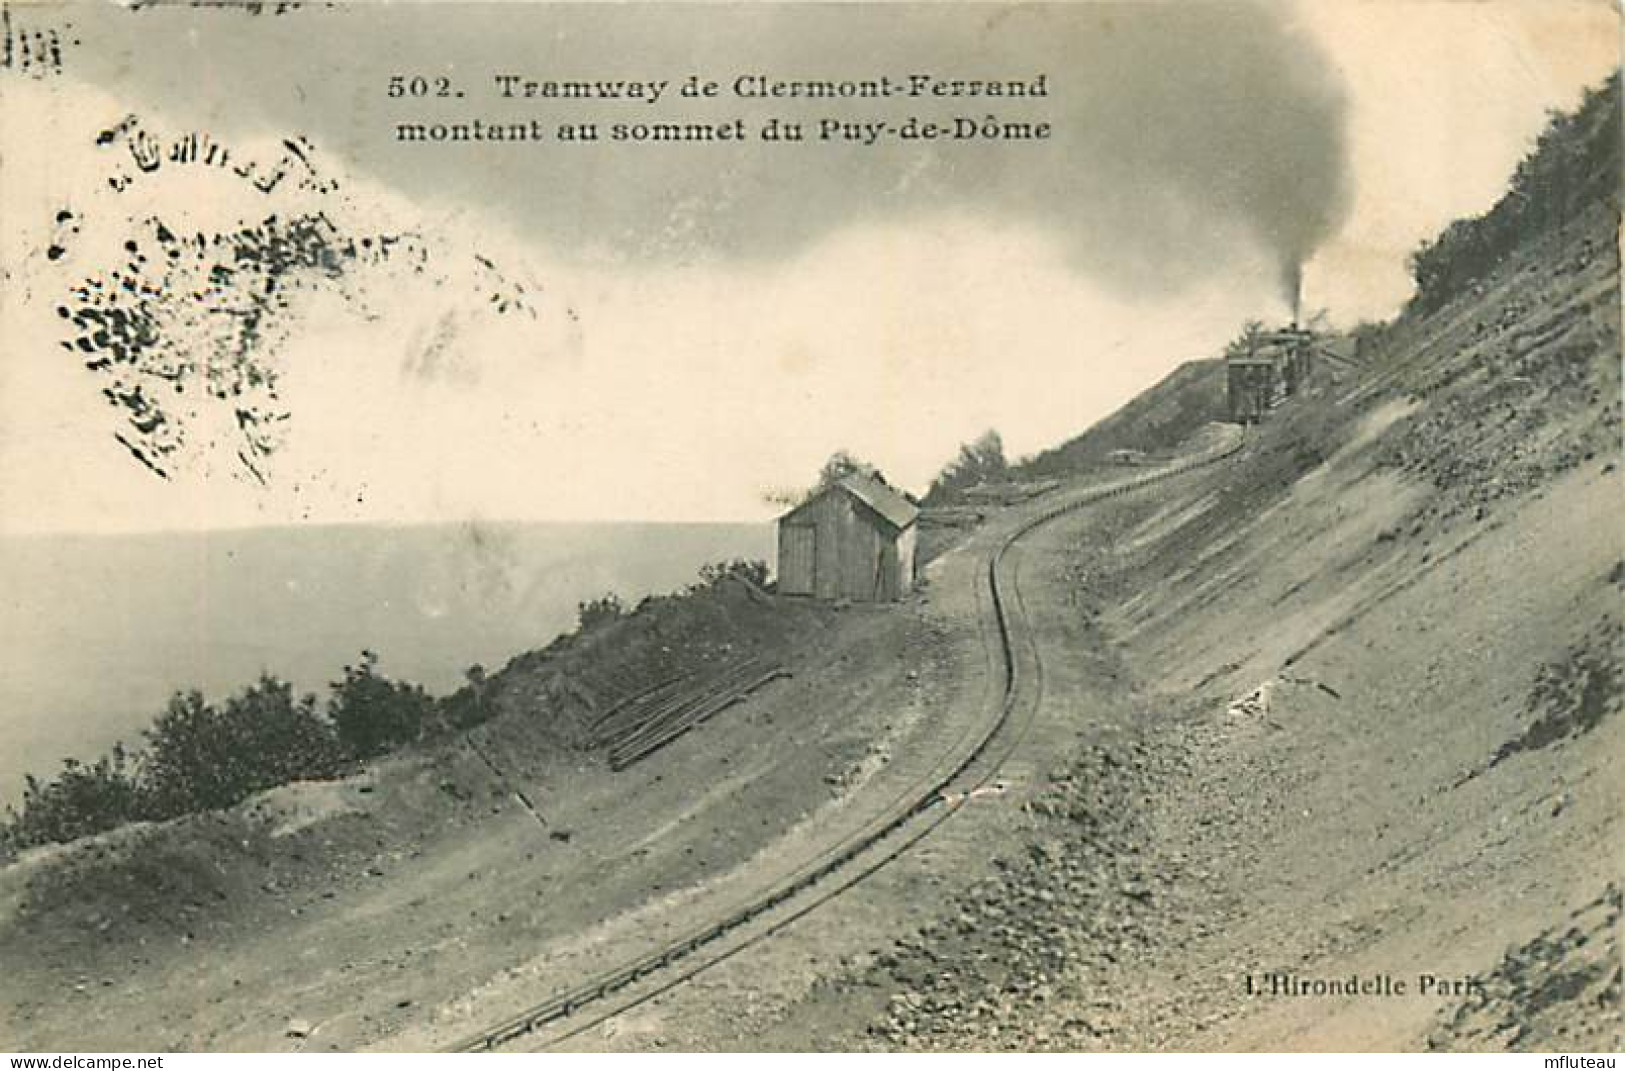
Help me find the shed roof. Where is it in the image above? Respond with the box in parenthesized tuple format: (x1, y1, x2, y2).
(780, 472, 920, 532)
(838, 473, 919, 531)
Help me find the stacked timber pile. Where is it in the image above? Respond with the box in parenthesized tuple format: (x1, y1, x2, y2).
(590, 658, 790, 771)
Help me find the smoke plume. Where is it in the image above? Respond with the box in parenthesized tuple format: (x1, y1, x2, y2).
(967, 2, 1355, 298)
(70, 2, 1354, 300)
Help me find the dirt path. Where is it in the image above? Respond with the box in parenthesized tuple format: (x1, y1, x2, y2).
(541, 429, 1618, 1053)
(6, 397, 1612, 1054)
(2, 584, 969, 1050)
(524, 447, 1245, 1051)
(10, 439, 1195, 1052)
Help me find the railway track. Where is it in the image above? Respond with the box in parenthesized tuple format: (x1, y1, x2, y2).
(447, 430, 1246, 1052)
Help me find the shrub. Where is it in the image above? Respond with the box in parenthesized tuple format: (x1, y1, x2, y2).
(141, 676, 343, 820)
(3, 657, 434, 849)
(695, 558, 770, 591)
(577, 592, 625, 632)
(328, 650, 437, 759)
(1408, 74, 1620, 313)
(814, 449, 883, 492)
(924, 429, 1008, 504)
(222, 676, 345, 786)
(3, 745, 142, 851)
(437, 664, 496, 731)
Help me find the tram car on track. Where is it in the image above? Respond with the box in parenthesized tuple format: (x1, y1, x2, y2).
(1226, 325, 1315, 424)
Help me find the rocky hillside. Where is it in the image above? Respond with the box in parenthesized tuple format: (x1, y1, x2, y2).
(1015, 358, 1226, 476)
(835, 73, 1621, 1054)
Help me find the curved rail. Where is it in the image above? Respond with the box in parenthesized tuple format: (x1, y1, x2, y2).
(447, 430, 1246, 1052)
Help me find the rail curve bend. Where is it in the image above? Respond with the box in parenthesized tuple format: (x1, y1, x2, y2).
(448, 428, 1246, 1052)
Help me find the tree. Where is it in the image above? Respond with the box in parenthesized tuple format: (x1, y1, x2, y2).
(3, 745, 141, 850)
(925, 429, 1008, 504)
(139, 676, 343, 818)
(140, 689, 241, 817)
(1223, 320, 1268, 360)
(577, 592, 625, 632)
(218, 675, 342, 786)
(438, 663, 498, 731)
(1405, 72, 1620, 313)
(328, 651, 436, 759)
(3, 659, 434, 850)
(815, 450, 882, 492)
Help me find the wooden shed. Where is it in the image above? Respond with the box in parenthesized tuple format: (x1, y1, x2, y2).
(776, 474, 919, 602)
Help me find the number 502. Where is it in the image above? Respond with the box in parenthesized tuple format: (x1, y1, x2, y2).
(388, 75, 457, 98)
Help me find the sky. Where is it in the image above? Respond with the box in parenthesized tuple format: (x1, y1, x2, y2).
(0, 0, 1617, 533)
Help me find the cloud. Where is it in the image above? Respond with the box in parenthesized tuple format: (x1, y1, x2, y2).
(64, 2, 1352, 299)
(0, 69, 1269, 533)
(5, 1, 1613, 532)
